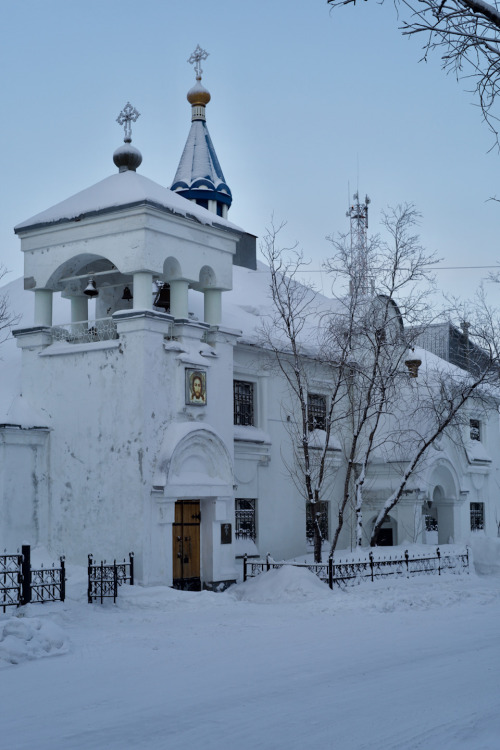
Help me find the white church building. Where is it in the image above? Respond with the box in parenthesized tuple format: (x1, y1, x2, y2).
(1, 50, 499, 589)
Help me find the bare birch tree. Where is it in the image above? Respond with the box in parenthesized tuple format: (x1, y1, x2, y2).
(327, 0, 500, 144)
(324, 203, 440, 550)
(263, 207, 500, 557)
(260, 222, 342, 563)
(261, 207, 437, 557)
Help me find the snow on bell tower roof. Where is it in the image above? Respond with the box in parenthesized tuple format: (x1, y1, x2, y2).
(15, 99, 240, 234)
(13, 101, 245, 304)
(170, 46, 232, 218)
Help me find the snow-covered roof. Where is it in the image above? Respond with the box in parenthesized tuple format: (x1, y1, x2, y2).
(170, 120, 232, 207)
(14, 170, 241, 234)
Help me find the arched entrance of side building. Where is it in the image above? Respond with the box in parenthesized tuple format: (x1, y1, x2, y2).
(423, 461, 460, 545)
(148, 423, 237, 590)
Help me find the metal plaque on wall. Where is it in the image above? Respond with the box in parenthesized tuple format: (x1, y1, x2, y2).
(221, 523, 232, 544)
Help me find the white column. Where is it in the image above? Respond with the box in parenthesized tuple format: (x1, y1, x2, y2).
(170, 280, 189, 319)
(34, 289, 53, 327)
(71, 296, 88, 323)
(204, 289, 221, 326)
(222, 205, 228, 219)
(208, 199, 217, 215)
(133, 272, 153, 310)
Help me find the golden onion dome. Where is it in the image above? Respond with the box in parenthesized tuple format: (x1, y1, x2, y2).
(187, 77, 211, 106)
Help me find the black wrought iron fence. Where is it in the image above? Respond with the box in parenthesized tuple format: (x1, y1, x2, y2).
(1, 551, 22, 612)
(87, 553, 134, 603)
(1, 545, 65, 612)
(1, 546, 135, 611)
(30, 560, 66, 604)
(243, 547, 469, 589)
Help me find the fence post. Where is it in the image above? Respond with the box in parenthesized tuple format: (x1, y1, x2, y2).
(129, 552, 134, 586)
(437, 546, 441, 576)
(466, 546, 469, 574)
(113, 560, 118, 603)
(405, 549, 409, 578)
(60, 556, 66, 602)
(266, 553, 270, 572)
(243, 553, 248, 582)
(100, 561, 105, 604)
(328, 556, 333, 589)
(21, 545, 31, 605)
(87, 555, 93, 603)
(369, 551, 374, 582)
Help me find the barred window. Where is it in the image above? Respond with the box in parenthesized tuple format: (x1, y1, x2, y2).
(470, 419, 481, 442)
(470, 502, 484, 531)
(234, 380, 254, 426)
(306, 501, 329, 542)
(425, 515, 438, 532)
(307, 393, 327, 431)
(235, 499, 256, 540)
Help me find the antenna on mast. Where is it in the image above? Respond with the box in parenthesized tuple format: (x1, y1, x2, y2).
(346, 191, 371, 295)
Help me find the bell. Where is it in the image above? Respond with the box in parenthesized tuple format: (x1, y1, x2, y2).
(154, 282, 170, 311)
(84, 278, 98, 297)
(121, 286, 133, 301)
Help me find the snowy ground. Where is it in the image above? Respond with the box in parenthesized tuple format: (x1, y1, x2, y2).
(1, 544, 500, 750)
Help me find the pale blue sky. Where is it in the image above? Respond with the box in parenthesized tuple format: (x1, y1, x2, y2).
(1, 0, 499, 302)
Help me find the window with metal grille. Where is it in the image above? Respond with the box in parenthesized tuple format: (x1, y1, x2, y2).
(307, 393, 327, 431)
(470, 502, 484, 531)
(234, 380, 254, 426)
(425, 515, 438, 532)
(306, 501, 329, 542)
(235, 499, 257, 540)
(470, 419, 481, 442)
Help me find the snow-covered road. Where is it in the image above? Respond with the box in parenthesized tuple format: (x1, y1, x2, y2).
(1, 564, 499, 750)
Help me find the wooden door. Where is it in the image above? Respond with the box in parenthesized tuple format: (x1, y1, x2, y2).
(172, 500, 201, 590)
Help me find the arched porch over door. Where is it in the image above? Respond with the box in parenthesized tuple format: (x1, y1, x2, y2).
(149, 423, 236, 589)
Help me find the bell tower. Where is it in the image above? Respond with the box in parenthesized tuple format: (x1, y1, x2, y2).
(11, 100, 243, 587)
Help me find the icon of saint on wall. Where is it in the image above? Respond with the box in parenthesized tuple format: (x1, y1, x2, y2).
(186, 369, 207, 406)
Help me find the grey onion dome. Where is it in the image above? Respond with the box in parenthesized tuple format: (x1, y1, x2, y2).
(113, 138, 143, 172)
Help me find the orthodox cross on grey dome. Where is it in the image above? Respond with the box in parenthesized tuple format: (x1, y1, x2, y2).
(188, 44, 209, 78)
(116, 102, 140, 142)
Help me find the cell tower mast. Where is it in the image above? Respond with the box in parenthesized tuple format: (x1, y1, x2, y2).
(346, 192, 371, 295)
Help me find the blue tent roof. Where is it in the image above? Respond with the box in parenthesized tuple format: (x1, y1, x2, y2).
(171, 119, 232, 208)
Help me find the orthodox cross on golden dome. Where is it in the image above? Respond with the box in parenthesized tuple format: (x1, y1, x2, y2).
(188, 45, 209, 78)
(116, 102, 141, 142)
